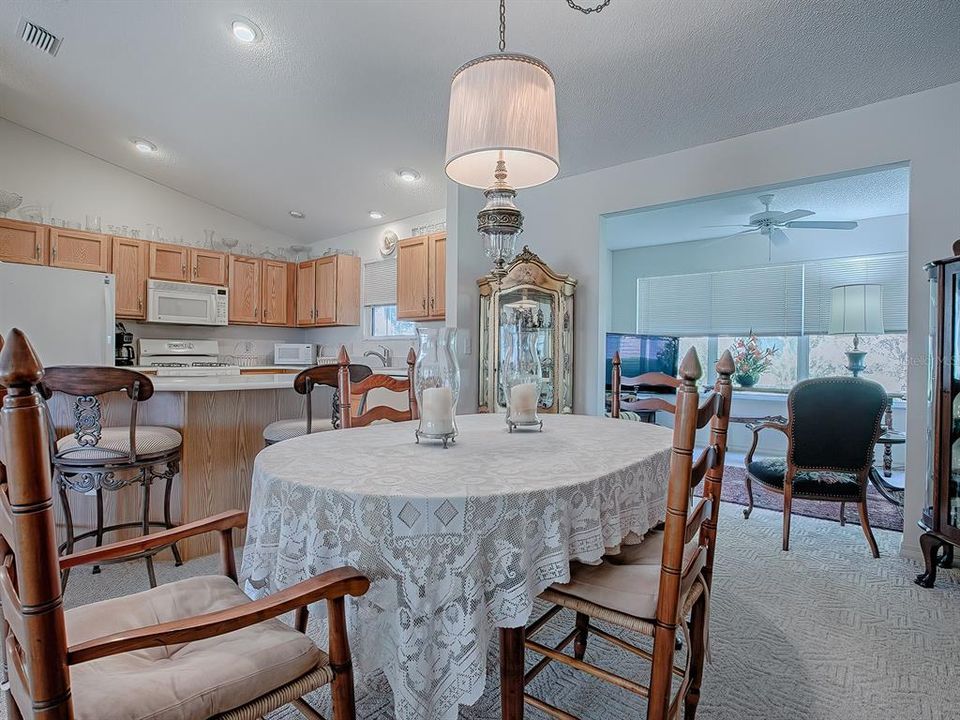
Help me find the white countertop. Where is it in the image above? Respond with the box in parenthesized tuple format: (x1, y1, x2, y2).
(151, 374, 299, 392)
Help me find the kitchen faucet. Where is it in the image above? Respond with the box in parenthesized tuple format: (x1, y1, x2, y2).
(363, 345, 392, 367)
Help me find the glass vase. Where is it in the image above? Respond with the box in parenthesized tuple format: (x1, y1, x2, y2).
(501, 325, 543, 432)
(414, 327, 460, 448)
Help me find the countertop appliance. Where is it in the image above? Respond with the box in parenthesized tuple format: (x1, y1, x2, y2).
(115, 322, 136, 366)
(0, 261, 115, 365)
(274, 343, 314, 366)
(146, 279, 228, 326)
(139, 339, 241, 376)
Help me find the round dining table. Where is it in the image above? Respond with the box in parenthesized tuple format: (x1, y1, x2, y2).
(240, 413, 674, 720)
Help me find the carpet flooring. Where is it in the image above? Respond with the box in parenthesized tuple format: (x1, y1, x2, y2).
(16, 503, 958, 720)
(700, 465, 904, 532)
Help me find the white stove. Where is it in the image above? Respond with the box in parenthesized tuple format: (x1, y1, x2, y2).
(138, 339, 242, 377)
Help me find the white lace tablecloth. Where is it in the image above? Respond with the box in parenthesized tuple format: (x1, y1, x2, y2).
(240, 413, 673, 720)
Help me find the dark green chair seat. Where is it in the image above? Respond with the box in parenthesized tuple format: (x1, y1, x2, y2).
(746, 458, 861, 500)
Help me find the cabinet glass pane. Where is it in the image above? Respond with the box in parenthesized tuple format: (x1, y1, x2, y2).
(951, 274, 960, 529)
(499, 288, 555, 410)
(926, 271, 938, 515)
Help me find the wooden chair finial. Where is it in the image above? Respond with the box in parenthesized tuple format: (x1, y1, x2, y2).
(337, 345, 350, 365)
(716, 349, 735, 378)
(612, 350, 621, 367)
(678, 347, 702, 384)
(0, 328, 44, 391)
(406, 347, 417, 367)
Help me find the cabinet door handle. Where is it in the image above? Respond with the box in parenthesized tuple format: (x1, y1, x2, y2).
(193, 264, 198, 277)
(182, 263, 187, 274)
(138, 297, 143, 311)
(422, 298, 426, 311)
(52, 245, 57, 261)
(430, 297, 435, 310)
(34, 244, 40, 259)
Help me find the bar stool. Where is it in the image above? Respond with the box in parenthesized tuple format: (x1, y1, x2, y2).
(262, 363, 373, 445)
(39, 367, 182, 588)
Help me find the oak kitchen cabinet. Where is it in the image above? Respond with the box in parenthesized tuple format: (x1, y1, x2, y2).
(189, 248, 227, 286)
(49, 227, 111, 272)
(228, 255, 262, 325)
(397, 232, 445, 321)
(112, 237, 148, 319)
(0, 218, 47, 265)
(296, 255, 361, 327)
(260, 259, 295, 326)
(148, 242, 190, 282)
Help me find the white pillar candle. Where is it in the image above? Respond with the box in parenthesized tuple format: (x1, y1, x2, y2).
(421, 386, 455, 435)
(510, 382, 538, 422)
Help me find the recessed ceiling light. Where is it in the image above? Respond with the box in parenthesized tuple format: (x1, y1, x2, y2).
(398, 168, 421, 183)
(231, 18, 261, 43)
(289, 210, 305, 219)
(368, 210, 384, 220)
(132, 138, 157, 154)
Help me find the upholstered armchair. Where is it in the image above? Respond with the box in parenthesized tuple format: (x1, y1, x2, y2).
(743, 376, 888, 557)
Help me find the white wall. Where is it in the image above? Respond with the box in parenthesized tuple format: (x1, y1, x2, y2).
(608, 214, 908, 333)
(449, 82, 960, 558)
(303, 209, 446, 361)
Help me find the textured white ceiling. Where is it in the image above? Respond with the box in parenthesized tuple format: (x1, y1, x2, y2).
(602, 165, 910, 250)
(0, 1, 957, 242)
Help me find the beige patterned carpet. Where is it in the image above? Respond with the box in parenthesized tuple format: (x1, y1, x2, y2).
(23, 503, 960, 720)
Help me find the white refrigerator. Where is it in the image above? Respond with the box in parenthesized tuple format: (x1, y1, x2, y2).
(0, 262, 116, 366)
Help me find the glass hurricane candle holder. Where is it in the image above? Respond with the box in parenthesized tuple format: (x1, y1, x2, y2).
(501, 325, 543, 432)
(414, 327, 460, 448)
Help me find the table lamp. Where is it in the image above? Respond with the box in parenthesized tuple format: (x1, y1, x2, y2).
(828, 284, 884, 376)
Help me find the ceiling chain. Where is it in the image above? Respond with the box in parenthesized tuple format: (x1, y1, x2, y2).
(498, 0, 612, 52)
(566, 0, 612, 13)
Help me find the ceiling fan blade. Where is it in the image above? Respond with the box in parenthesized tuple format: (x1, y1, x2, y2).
(775, 209, 815, 223)
(701, 224, 754, 229)
(771, 228, 789, 245)
(709, 228, 759, 241)
(784, 220, 858, 230)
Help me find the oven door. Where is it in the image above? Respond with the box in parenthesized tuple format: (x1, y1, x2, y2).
(148, 288, 218, 325)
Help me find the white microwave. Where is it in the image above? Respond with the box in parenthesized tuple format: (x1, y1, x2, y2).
(274, 343, 315, 366)
(147, 279, 228, 326)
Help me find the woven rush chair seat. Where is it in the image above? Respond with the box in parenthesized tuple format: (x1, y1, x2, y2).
(263, 417, 335, 444)
(544, 530, 702, 620)
(746, 457, 861, 499)
(66, 575, 330, 720)
(56, 426, 182, 461)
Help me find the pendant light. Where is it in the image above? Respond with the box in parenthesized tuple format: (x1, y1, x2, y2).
(445, 0, 611, 278)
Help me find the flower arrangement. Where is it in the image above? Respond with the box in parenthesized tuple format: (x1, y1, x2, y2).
(730, 333, 778, 387)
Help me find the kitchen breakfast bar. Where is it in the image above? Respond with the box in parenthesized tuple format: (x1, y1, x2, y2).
(47, 371, 318, 560)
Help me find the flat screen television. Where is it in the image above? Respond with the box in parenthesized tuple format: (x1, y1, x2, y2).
(605, 333, 680, 394)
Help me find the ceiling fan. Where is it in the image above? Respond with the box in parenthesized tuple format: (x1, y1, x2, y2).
(707, 194, 859, 245)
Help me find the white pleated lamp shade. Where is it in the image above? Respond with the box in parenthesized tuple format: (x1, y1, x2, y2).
(445, 53, 559, 190)
(828, 284, 884, 334)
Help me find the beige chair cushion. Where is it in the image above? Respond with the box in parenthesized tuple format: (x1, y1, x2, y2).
(66, 575, 326, 720)
(57, 426, 182, 460)
(263, 417, 335, 443)
(548, 530, 701, 619)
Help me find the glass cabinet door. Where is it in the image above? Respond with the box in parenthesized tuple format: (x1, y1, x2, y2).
(498, 288, 556, 411)
(949, 268, 960, 531)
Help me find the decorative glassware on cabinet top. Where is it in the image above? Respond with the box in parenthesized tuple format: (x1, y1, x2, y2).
(477, 246, 577, 416)
(414, 327, 460, 448)
(0, 190, 22, 217)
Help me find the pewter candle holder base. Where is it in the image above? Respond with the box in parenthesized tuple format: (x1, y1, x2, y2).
(415, 429, 457, 448)
(506, 417, 543, 433)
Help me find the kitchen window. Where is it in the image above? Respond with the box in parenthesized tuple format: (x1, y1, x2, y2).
(364, 259, 416, 338)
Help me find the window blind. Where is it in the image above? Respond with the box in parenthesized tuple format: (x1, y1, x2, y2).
(636, 264, 803, 336)
(803, 253, 907, 333)
(363, 259, 397, 307)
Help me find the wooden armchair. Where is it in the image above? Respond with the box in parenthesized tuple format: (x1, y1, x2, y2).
(743, 375, 887, 557)
(609, 350, 682, 419)
(518, 349, 734, 720)
(0, 328, 370, 720)
(337, 346, 419, 428)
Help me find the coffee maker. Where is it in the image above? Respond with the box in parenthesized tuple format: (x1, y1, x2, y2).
(115, 322, 136, 366)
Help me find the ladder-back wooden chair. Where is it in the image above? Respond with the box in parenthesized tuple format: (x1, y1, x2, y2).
(610, 350, 682, 419)
(521, 348, 734, 720)
(743, 375, 887, 557)
(337, 346, 419, 428)
(263, 363, 373, 445)
(0, 328, 369, 720)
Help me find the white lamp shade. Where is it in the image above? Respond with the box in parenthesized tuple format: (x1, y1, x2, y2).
(828, 284, 884, 334)
(445, 53, 559, 190)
